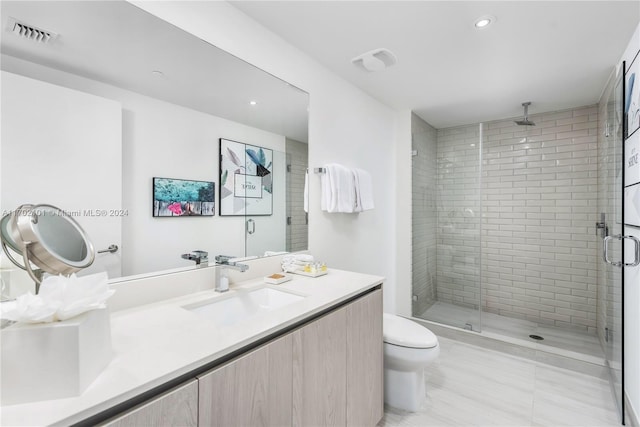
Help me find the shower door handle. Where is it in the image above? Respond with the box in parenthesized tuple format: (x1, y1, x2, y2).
(246, 219, 255, 235)
(624, 235, 640, 267)
(603, 234, 640, 267)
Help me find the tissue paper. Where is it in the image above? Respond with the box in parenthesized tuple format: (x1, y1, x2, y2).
(0, 272, 114, 323)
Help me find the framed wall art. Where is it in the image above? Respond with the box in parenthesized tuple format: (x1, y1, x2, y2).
(625, 53, 639, 138)
(153, 177, 215, 217)
(219, 138, 273, 216)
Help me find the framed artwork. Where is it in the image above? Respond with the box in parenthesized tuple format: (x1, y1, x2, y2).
(153, 177, 215, 217)
(219, 138, 273, 216)
(624, 184, 640, 227)
(625, 53, 639, 138)
(626, 133, 640, 187)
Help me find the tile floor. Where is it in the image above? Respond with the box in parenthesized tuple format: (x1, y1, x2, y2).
(379, 336, 620, 427)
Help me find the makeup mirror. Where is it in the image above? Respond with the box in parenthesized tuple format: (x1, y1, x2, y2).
(1, 204, 95, 293)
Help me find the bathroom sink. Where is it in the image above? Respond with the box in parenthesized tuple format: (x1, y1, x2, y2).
(184, 287, 305, 326)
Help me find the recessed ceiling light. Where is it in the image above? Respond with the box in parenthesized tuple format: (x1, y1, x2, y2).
(474, 15, 495, 29)
(151, 70, 164, 77)
(249, 100, 257, 106)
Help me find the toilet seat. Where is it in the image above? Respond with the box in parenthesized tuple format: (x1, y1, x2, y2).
(383, 313, 438, 349)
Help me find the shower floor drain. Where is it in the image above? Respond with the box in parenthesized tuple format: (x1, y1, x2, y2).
(529, 334, 544, 341)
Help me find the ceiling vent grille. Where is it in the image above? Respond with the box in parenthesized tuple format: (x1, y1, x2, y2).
(352, 48, 397, 72)
(8, 18, 57, 44)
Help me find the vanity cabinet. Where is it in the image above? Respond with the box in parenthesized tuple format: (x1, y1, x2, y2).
(96, 287, 382, 427)
(292, 303, 348, 426)
(198, 288, 383, 427)
(100, 380, 198, 427)
(346, 288, 384, 426)
(198, 334, 293, 426)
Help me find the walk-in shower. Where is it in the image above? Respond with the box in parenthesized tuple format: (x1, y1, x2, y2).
(410, 104, 611, 366)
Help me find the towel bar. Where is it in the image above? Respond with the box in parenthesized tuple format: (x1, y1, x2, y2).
(314, 167, 326, 174)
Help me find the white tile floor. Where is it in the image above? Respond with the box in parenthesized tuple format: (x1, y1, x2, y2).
(379, 337, 620, 427)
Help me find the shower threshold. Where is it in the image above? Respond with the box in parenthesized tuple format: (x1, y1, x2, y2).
(414, 301, 606, 378)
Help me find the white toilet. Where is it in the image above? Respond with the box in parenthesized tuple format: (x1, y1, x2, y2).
(383, 313, 440, 412)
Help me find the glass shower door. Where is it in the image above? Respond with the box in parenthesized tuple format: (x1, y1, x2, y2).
(245, 148, 287, 257)
(412, 118, 483, 331)
(599, 66, 624, 423)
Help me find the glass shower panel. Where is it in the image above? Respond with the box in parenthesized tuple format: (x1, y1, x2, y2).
(605, 64, 625, 422)
(597, 65, 624, 422)
(412, 117, 483, 331)
(245, 148, 288, 257)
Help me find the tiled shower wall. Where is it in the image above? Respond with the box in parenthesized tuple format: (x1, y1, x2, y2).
(411, 114, 438, 315)
(435, 125, 483, 310)
(420, 106, 600, 332)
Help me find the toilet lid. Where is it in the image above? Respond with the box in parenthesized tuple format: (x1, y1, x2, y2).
(383, 313, 438, 349)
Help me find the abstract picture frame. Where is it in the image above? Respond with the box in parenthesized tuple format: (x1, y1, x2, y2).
(153, 177, 215, 217)
(625, 53, 640, 138)
(219, 138, 273, 216)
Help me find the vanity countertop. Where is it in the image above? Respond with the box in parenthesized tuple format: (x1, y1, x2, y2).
(1, 268, 384, 426)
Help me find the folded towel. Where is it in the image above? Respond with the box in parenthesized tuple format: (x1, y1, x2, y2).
(282, 254, 314, 272)
(353, 168, 374, 211)
(320, 168, 331, 211)
(322, 163, 356, 213)
(282, 264, 304, 273)
(282, 254, 314, 263)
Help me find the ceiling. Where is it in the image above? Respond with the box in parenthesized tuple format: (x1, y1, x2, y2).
(231, 1, 640, 128)
(1, 1, 309, 142)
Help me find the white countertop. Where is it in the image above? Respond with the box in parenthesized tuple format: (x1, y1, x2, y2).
(1, 268, 383, 426)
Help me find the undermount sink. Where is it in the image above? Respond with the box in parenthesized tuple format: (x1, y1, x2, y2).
(184, 286, 305, 326)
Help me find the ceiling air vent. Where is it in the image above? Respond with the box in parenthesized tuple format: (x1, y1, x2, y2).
(8, 18, 57, 44)
(351, 48, 397, 72)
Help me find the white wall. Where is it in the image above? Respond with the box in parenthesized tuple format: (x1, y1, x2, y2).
(1, 71, 122, 294)
(121, 92, 286, 275)
(130, 1, 399, 310)
(1, 55, 286, 277)
(395, 110, 413, 316)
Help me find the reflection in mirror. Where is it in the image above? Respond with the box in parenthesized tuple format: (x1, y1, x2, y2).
(0, 1, 309, 296)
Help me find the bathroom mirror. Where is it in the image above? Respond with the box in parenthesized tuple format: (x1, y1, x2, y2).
(1, 204, 95, 293)
(0, 1, 308, 294)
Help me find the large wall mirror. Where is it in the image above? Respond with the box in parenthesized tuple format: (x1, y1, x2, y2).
(0, 1, 309, 295)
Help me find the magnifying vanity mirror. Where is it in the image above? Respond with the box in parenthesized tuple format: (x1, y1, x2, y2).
(1, 204, 95, 293)
(0, 1, 309, 297)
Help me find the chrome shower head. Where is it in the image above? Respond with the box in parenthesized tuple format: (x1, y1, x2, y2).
(515, 102, 535, 126)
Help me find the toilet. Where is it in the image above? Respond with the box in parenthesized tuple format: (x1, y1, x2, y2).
(383, 313, 440, 412)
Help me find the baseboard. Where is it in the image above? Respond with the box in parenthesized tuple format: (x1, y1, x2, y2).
(626, 392, 639, 426)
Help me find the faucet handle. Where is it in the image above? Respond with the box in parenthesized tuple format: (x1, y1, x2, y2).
(214, 255, 235, 264)
(182, 250, 208, 266)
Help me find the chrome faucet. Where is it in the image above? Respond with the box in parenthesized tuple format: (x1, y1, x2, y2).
(214, 255, 249, 292)
(181, 250, 209, 268)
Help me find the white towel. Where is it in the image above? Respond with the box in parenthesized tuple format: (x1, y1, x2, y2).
(282, 254, 314, 264)
(353, 168, 374, 211)
(321, 168, 331, 211)
(282, 254, 314, 273)
(322, 163, 356, 213)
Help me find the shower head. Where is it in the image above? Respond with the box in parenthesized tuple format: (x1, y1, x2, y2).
(515, 102, 535, 126)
